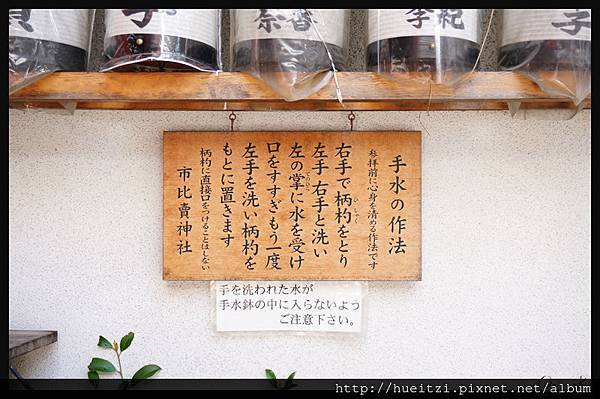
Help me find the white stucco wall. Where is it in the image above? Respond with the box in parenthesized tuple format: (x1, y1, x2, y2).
(9, 109, 591, 378)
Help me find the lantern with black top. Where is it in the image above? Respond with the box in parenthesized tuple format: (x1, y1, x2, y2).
(366, 9, 482, 84)
(9, 9, 93, 92)
(498, 9, 591, 104)
(231, 9, 349, 101)
(102, 9, 220, 72)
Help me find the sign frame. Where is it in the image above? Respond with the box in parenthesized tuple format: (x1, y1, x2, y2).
(163, 130, 421, 281)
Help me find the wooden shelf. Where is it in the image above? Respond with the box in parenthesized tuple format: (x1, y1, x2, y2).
(9, 72, 590, 112)
(9, 330, 57, 359)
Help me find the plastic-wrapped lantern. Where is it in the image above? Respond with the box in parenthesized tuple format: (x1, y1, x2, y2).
(231, 9, 349, 73)
(499, 9, 591, 103)
(367, 9, 481, 83)
(9, 9, 92, 91)
(102, 9, 220, 71)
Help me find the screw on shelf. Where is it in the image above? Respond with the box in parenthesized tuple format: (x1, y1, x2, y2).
(348, 111, 356, 131)
(229, 111, 237, 132)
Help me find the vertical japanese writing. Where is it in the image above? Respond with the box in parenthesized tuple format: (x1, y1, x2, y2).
(406, 9, 465, 30)
(367, 149, 379, 269)
(266, 142, 282, 270)
(121, 9, 177, 28)
(334, 143, 353, 267)
(200, 148, 212, 269)
(242, 142, 260, 270)
(311, 142, 330, 259)
(405, 9, 434, 28)
(436, 9, 465, 29)
(220, 143, 235, 248)
(254, 9, 317, 33)
(164, 131, 421, 280)
(287, 9, 316, 31)
(288, 142, 306, 269)
(254, 9, 286, 33)
(176, 165, 193, 255)
(551, 9, 591, 36)
(388, 154, 408, 255)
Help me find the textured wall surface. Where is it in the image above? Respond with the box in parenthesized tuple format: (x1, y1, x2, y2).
(89, 9, 499, 72)
(9, 109, 591, 378)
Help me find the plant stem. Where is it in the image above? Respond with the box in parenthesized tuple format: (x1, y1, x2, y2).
(115, 349, 124, 379)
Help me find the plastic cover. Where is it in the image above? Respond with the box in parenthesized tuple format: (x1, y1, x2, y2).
(231, 9, 350, 101)
(367, 9, 483, 85)
(102, 9, 221, 72)
(9, 9, 95, 94)
(499, 9, 591, 106)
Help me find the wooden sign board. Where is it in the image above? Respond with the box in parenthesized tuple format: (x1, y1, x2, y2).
(163, 131, 421, 280)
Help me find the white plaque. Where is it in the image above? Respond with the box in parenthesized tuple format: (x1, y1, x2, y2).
(214, 281, 364, 333)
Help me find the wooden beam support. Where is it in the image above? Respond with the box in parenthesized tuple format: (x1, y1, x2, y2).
(9, 72, 590, 111)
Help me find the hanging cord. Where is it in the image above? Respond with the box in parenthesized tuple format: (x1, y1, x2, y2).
(348, 111, 356, 131)
(215, 9, 223, 75)
(229, 111, 237, 132)
(466, 9, 496, 80)
(419, 10, 496, 136)
(418, 83, 433, 137)
(305, 9, 343, 104)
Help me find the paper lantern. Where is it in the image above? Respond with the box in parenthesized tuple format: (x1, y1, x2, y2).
(231, 9, 348, 72)
(102, 9, 220, 71)
(367, 9, 481, 83)
(9, 9, 92, 91)
(498, 9, 591, 104)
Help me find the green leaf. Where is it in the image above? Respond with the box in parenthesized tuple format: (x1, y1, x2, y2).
(132, 364, 161, 380)
(284, 372, 296, 390)
(283, 371, 296, 389)
(97, 336, 112, 349)
(265, 369, 277, 380)
(88, 370, 100, 389)
(265, 369, 278, 389)
(120, 332, 134, 352)
(88, 357, 117, 373)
